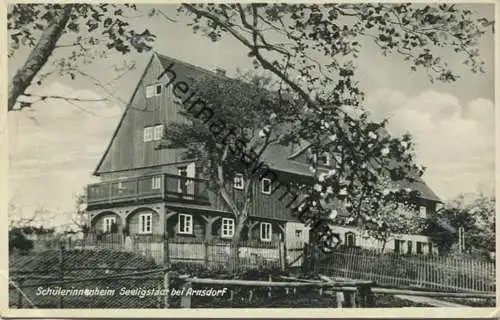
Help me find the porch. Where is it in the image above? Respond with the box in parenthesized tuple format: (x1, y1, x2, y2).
(86, 174, 210, 208)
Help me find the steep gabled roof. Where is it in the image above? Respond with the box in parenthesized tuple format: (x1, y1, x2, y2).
(105, 51, 440, 203)
(93, 54, 156, 175)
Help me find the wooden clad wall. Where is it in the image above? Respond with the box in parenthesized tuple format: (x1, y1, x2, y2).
(96, 54, 191, 178)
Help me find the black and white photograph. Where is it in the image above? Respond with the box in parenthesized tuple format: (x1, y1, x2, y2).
(5, 1, 496, 314)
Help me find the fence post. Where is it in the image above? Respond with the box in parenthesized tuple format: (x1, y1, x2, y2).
(335, 291, 344, 308)
(163, 271, 171, 308)
(58, 242, 64, 308)
(344, 290, 356, 308)
(357, 283, 375, 308)
(163, 234, 170, 266)
(204, 240, 209, 265)
(180, 281, 192, 308)
(302, 243, 309, 272)
(279, 240, 286, 271)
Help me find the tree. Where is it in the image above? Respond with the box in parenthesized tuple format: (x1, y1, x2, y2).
(71, 192, 90, 234)
(423, 193, 495, 255)
(333, 177, 426, 253)
(8, 199, 56, 253)
(176, 3, 493, 252)
(7, 4, 157, 111)
(162, 70, 301, 270)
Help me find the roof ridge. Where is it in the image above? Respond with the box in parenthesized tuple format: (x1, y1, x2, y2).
(155, 51, 232, 80)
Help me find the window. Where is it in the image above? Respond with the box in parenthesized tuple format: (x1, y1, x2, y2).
(318, 152, 331, 166)
(146, 84, 162, 97)
(416, 241, 423, 254)
(345, 232, 356, 247)
(260, 222, 272, 242)
(261, 178, 272, 194)
(233, 173, 244, 190)
(178, 214, 193, 234)
(407, 241, 413, 255)
(221, 218, 235, 238)
(151, 175, 162, 190)
(419, 206, 427, 218)
(139, 213, 152, 234)
(103, 217, 116, 233)
(428, 242, 433, 255)
(143, 126, 153, 142)
(394, 239, 402, 254)
(153, 124, 164, 141)
(295, 229, 303, 238)
(146, 85, 155, 98)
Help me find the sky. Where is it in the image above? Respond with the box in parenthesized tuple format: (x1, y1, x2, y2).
(8, 3, 495, 228)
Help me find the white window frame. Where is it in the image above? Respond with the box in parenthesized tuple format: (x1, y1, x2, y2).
(178, 214, 193, 235)
(419, 206, 427, 218)
(221, 218, 235, 239)
(146, 85, 155, 98)
(260, 222, 272, 242)
(103, 217, 116, 233)
(151, 175, 162, 190)
(233, 173, 244, 190)
(143, 126, 153, 142)
(345, 232, 356, 247)
(153, 124, 164, 141)
(139, 213, 153, 234)
(261, 178, 272, 195)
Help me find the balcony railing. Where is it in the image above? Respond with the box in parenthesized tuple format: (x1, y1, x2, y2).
(87, 174, 209, 207)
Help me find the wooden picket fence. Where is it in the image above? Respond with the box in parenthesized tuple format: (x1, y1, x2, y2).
(35, 233, 286, 271)
(308, 247, 495, 293)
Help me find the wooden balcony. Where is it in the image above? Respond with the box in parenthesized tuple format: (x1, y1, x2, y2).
(87, 174, 210, 208)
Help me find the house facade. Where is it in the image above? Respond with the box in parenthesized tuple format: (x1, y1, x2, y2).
(85, 52, 441, 257)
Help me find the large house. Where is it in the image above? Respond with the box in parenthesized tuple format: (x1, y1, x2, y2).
(85, 52, 442, 260)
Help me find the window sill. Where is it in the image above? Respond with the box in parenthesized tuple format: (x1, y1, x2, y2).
(177, 232, 195, 237)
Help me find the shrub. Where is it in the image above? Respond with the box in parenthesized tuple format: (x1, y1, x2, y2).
(8, 229, 33, 254)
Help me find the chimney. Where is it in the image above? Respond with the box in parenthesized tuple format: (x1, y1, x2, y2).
(214, 67, 226, 76)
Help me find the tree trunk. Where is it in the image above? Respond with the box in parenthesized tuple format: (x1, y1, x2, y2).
(8, 4, 73, 111)
(381, 239, 387, 253)
(229, 216, 246, 273)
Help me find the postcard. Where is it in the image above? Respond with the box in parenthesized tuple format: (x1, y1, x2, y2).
(2, 1, 497, 318)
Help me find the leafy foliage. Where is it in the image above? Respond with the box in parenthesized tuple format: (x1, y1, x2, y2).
(177, 3, 492, 250)
(8, 4, 153, 57)
(9, 228, 34, 253)
(332, 177, 426, 251)
(422, 193, 495, 255)
(7, 3, 156, 111)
